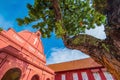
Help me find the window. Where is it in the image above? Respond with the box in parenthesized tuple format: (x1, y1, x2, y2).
(93, 72, 101, 80)
(46, 78, 50, 80)
(81, 72, 88, 80)
(1, 68, 21, 80)
(31, 74, 39, 80)
(103, 72, 114, 80)
(61, 74, 66, 80)
(73, 73, 78, 80)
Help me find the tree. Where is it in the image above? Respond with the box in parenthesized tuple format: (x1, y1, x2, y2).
(17, 0, 120, 79)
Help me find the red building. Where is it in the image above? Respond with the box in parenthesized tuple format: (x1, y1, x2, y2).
(0, 28, 54, 80)
(48, 58, 115, 80)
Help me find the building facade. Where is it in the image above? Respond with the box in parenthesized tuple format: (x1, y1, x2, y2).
(48, 58, 115, 80)
(0, 28, 54, 80)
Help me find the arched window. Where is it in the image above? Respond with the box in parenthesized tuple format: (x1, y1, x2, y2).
(31, 74, 39, 80)
(46, 78, 50, 80)
(1, 68, 21, 80)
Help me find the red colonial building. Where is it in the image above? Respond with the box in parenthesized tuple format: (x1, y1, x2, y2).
(48, 58, 115, 80)
(0, 28, 54, 80)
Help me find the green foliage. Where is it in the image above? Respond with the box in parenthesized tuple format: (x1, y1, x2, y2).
(72, 36, 85, 45)
(0, 27, 3, 32)
(72, 34, 100, 46)
(102, 43, 110, 53)
(17, 0, 106, 38)
(55, 20, 65, 38)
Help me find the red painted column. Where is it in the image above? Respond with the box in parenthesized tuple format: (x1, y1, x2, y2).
(99, 69, 106, 80)
(66, 72, 73, 80)
(55, 73, 61, 80)
(78, 70, 82, 80)
(87, 69, 95, 80)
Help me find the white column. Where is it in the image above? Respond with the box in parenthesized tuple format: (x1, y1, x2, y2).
(81, 72, 88, 80)
(61, 74, 66, 80)
(73, 73, 78, 80)
(103, 71, 114, 80)
(93, 72, 101, 80)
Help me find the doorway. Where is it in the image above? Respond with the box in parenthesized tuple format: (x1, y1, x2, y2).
(1, 68, 21, 80)
(31, 74, 39, 80)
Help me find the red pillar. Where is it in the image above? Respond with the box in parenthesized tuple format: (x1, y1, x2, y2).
(87, 69, 95, 80)
(55, 73, 61, 80)
(66, 72, 73, 80)
(99, 69, 106, 80)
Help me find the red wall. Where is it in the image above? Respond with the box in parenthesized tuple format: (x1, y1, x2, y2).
(55, 68, 114, 80)
(0, 29, 54, 80)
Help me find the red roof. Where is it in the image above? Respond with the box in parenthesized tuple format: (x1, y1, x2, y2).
(47, 58, 102, 72)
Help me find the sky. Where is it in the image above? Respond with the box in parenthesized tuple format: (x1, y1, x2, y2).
(0, 0, 106, 64)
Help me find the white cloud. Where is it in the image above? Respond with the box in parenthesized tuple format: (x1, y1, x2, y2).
(0, 15, 13, 30)
(47, 48, 89, 64)
(85, 25, 106, 39)
(47, 26, 106, 64)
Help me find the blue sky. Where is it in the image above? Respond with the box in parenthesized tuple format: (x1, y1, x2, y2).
(0, 0, 106, 64)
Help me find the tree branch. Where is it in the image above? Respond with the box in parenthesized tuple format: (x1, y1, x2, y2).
(63, 33, 120, 80)
(63, 34, 103, 56)
(52, 0, 120, 79)
(52, 0, 62, 21)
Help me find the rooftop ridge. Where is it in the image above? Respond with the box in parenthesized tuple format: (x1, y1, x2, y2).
(47, 58, 102, 72)
(47, 57, 91, 65)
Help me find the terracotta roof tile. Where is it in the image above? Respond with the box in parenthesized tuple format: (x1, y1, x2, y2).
(47, 58, 102, 72)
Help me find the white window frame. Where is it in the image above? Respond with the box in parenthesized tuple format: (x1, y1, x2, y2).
(103, 71, 114, 80)
(93, 72, 101, 80)
(61, 74, 66, 80)
(73, 73, 79, 80)
(81, 72, 88, 80)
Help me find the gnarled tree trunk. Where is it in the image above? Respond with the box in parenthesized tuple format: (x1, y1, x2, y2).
(63, 30, 120, 80)
(52, 0, 120, 79)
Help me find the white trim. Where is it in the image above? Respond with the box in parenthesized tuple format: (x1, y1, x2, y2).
(103, 71, 114, 80)
(33, 38, 38, 45)
(73, 73, 78, 80)
(61, 74, 66, 80)
(81, 72, 88, 80)
(93, 72, 101, 80)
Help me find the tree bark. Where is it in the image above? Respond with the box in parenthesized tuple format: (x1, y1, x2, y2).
(63, 31, 120, 80)
(52, 0, 62, 22)
(52, 0, 120, 79)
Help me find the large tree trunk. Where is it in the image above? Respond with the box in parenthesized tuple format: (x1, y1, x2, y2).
(52, 0, 120, 79)
(63, 30, 120, 80)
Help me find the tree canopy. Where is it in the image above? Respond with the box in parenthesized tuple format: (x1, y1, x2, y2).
(17, 0, 120, 79)
(17, 0, 106, 38)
